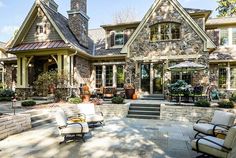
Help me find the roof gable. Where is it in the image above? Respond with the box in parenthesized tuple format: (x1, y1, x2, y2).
(121, 0, 216, 54)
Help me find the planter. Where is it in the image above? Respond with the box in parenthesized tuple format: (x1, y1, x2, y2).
(81, 94, 91, 103)
(125, 89, 135, 99)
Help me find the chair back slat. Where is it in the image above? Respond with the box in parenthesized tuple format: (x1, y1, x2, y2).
(211, 110, 235, 126)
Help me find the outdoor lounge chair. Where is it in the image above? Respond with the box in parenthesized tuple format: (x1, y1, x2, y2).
(191, 126, 236, 158)
(55, 108, 89, 144)
(193, 110, 235, 138)
(77, 103, 104, 127)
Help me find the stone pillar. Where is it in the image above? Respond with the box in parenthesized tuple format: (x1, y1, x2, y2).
(113, 65, 117, 87)
(90, 66, 96, 89)
(227, 62, 231, 90)
(150, 63, 154, 94)
(102, 65, 106, 87)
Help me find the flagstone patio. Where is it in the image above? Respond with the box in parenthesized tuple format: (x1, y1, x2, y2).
(0, 117, 199, 158)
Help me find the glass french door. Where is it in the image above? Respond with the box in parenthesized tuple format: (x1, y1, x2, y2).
(141, 64, 150, 93)
(153, 64, 163, 94)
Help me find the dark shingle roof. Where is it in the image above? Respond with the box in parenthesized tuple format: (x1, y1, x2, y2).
(41, 1, 93, 55)
(184, 8, 212, 14)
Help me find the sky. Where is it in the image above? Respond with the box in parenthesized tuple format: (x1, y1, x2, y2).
(0, 0, 218, 43)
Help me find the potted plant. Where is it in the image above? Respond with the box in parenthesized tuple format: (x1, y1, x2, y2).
(81, 84, 91, 102)
(124, 83, 135, 99)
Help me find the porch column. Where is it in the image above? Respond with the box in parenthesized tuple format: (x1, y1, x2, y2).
(70, 56, 74, 86)
(22, 56, 28, 87)
(113, 65, 117, 87)
(57, 54, 62, 74)
(17, 57, 21, 87)
(150, 63, 154, 94)
(63, 55, 70, 82)
(227, 62, 231, 90)
(102, 65, 106, 87)
(136, 62, 141, 92)
(91, 66, 96, 89)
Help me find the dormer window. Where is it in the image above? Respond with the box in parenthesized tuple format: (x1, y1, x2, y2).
(114, 31, 124, 46)
(36, 23, 46, 35)
(150, 22, 181, 42)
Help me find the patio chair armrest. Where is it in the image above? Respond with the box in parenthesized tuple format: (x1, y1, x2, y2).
(196, 119, 210, 124)
(58, 125, 67, 129)
(196, 137, 232, 152)
(67, 122, 84, 133)
(97, 112, 103, 116)
(213, 124, 230, 136)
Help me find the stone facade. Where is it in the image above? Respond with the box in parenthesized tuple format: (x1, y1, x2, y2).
(0, 114, 31, 140)
(95, 104, 129, 118)
(126, 0, 209, 92)
(160, 104, 236, 123)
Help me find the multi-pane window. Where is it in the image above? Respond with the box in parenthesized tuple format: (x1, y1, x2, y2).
(36, 24, 45, 35)
(114, 32, 124, 46)
(219, 67, 227, 88)
(171, 72, 191, 84)
(150, 22, 181, 42)
(232, 28, 236, 45)
(106, 65, 113, 86)
(182, 72, 192, 85)
(171, 72, 180, 84)
(117, 65, 124, 88)
(220, 29, 229, 46)
(95, 66, 102, 88)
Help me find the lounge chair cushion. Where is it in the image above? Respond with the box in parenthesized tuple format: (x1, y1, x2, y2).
(194, 123, 226, 135)
(211, 111, 235, 126)
(55, 109, 67, 127)
(191, 136, 228, 158)
(224, 126, 236, 149)
(86, 114, 104, 123)
(78, 103, 96, 115)
(60, 123, 89, 134)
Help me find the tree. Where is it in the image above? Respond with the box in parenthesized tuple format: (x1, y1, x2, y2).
(112, 7, 138, 24)
(216, 0, 236, 17)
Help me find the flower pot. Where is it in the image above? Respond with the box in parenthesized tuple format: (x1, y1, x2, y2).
(132, 94, 138, 100)
(125, 89, 135, 99)
(81, 94, 90, 103)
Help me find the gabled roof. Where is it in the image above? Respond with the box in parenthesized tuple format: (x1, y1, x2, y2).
(121, 0, 216, 54)
(207, 17, 236, 27)
(8, 0, 92, 56)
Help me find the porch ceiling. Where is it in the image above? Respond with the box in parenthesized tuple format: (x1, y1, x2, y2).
(7, 40, 70, 52)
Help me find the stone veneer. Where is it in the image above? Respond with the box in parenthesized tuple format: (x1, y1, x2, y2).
(74, 56, 91, 86)
(95, 104, 129, 118)
(126, 0, 209, 91)
(0, 114, 31, 140)
(161, 104, 236, 122)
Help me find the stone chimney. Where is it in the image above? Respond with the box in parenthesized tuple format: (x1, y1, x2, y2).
(43, 0, 58, 12)
(67, 0, 89, 48)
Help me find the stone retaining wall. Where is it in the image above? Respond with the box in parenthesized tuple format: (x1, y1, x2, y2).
(95, 104, 129, 118)
(161, 104, 236, 123)
(0, 114, 31, 140)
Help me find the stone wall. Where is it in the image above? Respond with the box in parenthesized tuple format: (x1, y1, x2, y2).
(0, 114, 31, 140)
(95, 104, 129, 118)
(161, 104, 236, 123)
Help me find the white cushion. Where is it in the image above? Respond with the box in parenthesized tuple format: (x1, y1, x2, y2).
(86, 114, 104, 123)
(77, 103, 96, 115)
(211, 111, 235, 126)
(194, 123, 226, 135)
(55, 109, 67, 127)
(60, 122, 89, 134)
(191, 136, 228, 158)
(224, 126, 236, 149)
(62, 106, 79, 118)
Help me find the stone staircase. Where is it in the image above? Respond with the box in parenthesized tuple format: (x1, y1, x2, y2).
(23, 110, 54, 128)
(127, 103, 161, 119)
(140, 94, 165, 100)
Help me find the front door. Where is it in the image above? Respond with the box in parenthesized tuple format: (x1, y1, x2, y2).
(140, 63, 163, 94)
(153, 64, 163, 94)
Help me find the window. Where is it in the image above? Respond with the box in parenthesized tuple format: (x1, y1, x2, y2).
(150, 22, 181, 42)
(220, 29, 229, 46)
(230, 67, 236, 89)
(114, 32, 124, 46)
(232, 28, 236, 45)
(171, 72, 180, 83)
(95, 66, 102, 88)
(219, 67, 227, 88)
(117, 65, 124, 88)
(182, 72, 192, 85)
(106, 65, 113, 86)
(0, 68, 3, 84)
(171, 72, 191, 84)
(36, 24, 45, 35)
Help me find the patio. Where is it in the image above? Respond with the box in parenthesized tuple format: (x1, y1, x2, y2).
(0, 117, 198, 158)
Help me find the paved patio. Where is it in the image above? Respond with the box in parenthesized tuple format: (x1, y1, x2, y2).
(0, 118, 199, 158)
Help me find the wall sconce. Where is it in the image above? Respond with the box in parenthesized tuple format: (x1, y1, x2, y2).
(48, 59, 52, 63)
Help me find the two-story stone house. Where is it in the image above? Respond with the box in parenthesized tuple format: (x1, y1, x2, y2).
(4, 0, 236, 97)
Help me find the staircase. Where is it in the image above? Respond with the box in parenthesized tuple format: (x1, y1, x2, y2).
(140, 94, 165, 100)
(127, 103, 161, 119)
(23, 110, 54, 128)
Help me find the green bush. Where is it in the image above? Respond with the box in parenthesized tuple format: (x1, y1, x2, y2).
(112, 96, 124, 104)
(194, 100, 210, 107)
(21, 100, 36, 107)
(68, 97, 82, 104)
(0, 97, 12, 101)
(0, 89, 15, 97)
(218, 101, 234, 109)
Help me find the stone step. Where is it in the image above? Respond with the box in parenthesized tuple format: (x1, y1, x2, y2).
(31, 113, 49, 122)
(129, 107, 160, 111)
(130, 104, 161, 108)
(127, 114, 160, 120)
(128, 110, 160, 115)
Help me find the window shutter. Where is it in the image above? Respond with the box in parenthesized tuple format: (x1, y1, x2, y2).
(214, 30, 220, 46)
(44, 24, 47, 34)
(36, 25, 39, 35)
(110, 32, 115, 47)
(124, 32, 128, 44)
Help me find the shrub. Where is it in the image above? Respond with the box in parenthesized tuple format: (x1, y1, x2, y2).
(229, 93, 236, 102)
(194, 100, 210, 107)
(111, 96, 124, 104)
(218, 101, 234, 109)
(0, 89, 15, 97)
(21, 100, 36, 107)
(68, 97, 82, 104)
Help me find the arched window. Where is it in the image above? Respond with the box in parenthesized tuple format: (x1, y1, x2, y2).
(150, 22, 181, 42)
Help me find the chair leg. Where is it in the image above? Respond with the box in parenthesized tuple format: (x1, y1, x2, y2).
(82, 134, 86, 142)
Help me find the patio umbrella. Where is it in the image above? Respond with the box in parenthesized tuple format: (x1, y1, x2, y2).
(168, 61, 206, 71)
